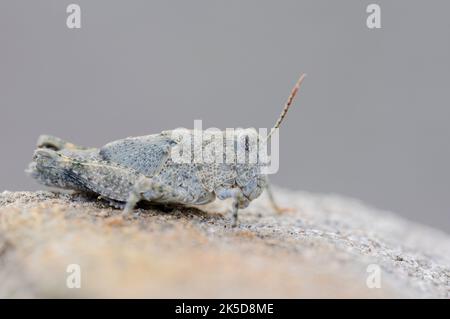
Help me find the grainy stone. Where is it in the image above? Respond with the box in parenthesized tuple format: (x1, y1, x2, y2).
(0, 189, 448, 298)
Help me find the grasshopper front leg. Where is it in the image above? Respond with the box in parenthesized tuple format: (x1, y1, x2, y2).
(216, 188, 249, 227)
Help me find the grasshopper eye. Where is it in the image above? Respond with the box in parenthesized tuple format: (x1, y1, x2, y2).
(244, 136, 250, 152)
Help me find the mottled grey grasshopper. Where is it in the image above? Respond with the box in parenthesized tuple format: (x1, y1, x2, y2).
(26, 74, 306, 226)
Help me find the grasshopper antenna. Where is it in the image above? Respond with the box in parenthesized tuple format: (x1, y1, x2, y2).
(266, 73, 307, 141)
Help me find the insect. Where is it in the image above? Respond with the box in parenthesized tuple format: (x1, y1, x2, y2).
(26, 74, 306, 226)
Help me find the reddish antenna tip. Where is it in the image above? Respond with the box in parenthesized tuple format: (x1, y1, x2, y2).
(273, 73, 307, 130)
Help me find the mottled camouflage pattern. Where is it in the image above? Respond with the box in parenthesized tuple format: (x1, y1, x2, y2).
(26, 73, 306, 225)
(27, 131, 269, 225)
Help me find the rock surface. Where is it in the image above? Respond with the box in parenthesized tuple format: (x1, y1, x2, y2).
(0, 189, 449, 298)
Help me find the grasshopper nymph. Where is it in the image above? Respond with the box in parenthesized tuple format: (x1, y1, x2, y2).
(27, 74, 306, 226)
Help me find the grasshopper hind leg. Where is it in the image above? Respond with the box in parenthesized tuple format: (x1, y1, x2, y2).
(37, 135, 89, 151)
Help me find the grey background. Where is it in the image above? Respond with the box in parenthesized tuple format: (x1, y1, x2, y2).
(1, 0, 449, 232)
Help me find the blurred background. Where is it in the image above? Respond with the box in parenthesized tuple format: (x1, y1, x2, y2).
(0, 0, 449, 232)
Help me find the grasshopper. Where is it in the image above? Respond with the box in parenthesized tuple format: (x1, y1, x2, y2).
(26, 74, 306, 226)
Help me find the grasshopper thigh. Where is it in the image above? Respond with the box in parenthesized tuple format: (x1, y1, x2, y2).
(37, 135, 90, 151)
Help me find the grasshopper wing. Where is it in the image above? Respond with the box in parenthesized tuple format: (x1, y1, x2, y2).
(99, 134, 177, 177)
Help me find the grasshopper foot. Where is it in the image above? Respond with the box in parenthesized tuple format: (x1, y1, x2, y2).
(37, 135, 86, 151)
(271, 203, 296, 214)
